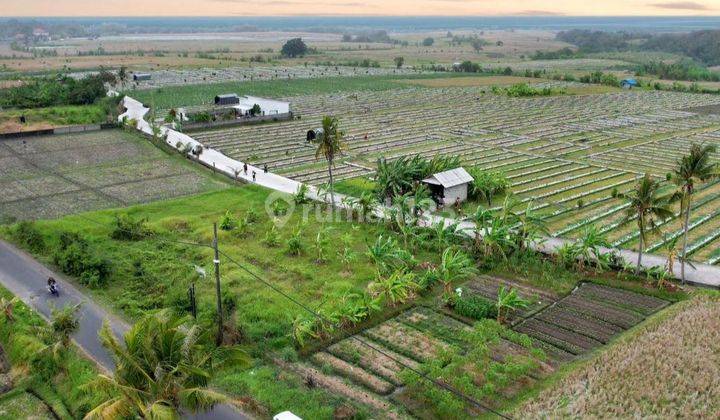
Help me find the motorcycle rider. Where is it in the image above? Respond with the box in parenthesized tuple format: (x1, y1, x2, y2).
(47, 277, 58, 296)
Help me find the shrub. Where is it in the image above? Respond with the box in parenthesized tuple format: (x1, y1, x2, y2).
(52, 232, 110, 287)
(110, 214, 151, 241)
(12, 221, 45, 252)
(453, 294, 498, 320)
(219, 210, 236, 231)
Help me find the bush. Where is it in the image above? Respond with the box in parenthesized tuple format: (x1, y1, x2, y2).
(12, 221, 45, 252)
(52, 232, 110, 287)
(110, 214, 151, 241)
(219, 211, 236, 231)
(453, 294, 498, 320)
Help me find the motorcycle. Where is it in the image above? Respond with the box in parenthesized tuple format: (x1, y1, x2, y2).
(47, 284, 59, 297)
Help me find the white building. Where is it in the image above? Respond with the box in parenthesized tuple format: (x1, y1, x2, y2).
(234, 95, 291, 116)
(422, 167, 474, 206)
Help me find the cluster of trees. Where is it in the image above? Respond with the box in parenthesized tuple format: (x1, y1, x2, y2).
(635, 60, 720, 82)
(374, 154, 461, 203)
(1, 71, 114, 108)
(341, 30, 395, 43)
(642, 30, 720, 66)
(492, 83, 564, 97)
(280, 38, 308, 58)
(556, 29, 644, 53)
(531, 47, 579, 60)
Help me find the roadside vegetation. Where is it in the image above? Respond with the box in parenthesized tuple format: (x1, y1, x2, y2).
(0, 285, 103, 418)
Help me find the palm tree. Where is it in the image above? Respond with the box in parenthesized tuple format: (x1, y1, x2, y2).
(673, 143, 718, 283)
(468, 206, 493, 250)
(437, 248, 477, 300)
(509, 200, 548, 251)
(86, 311, 248, 419)
(496, 286, 529, 324)
(615, 175, 675, 274)
(313, 116, 345, 209)
(576, 224, 610, 272)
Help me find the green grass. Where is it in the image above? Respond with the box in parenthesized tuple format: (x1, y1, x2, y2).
(215, 363, 369, 419)
(333, 177, 377, 197)
(130, 73, 496, 110)
(0, 104, 106, 128)
(1, 186, 437, 350)
(0, 390, 52, 420)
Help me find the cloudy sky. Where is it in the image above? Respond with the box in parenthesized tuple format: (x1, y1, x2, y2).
(4, 0, 719, 17)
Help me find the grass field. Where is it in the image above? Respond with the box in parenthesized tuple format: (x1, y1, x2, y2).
(0, 391, 53, 419)
(0, 104, 107, 134)
(515, 291, 720, 418)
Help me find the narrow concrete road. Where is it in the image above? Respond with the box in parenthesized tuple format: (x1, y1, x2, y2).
(0, 239, 249, 419)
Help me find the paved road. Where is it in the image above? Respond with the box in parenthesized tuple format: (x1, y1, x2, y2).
(0, 240, 249, 420)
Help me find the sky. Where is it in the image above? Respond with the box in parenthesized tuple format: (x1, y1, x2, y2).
(3, 0, 720, 17)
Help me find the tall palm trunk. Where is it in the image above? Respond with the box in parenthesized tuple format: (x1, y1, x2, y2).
(680, 192, 691, 284)
(327, 158, 335, 209)
(636, 223, 644, 275)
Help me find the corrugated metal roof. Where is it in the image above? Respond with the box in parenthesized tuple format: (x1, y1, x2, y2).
(422, 167, 473, 188)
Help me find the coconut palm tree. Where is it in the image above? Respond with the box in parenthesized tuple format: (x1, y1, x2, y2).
(85, 311, 248, 419)
(313, 116, 345, 209)
(615, 174, 675, 275)
(672, 143, 718, 283)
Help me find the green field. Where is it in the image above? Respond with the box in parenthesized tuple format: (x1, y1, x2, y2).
(130, 73, 503, 109)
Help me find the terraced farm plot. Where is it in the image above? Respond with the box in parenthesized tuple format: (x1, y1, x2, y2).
(0, 130, 226, 220)
(294, 280, 671, 417)
(189, 86, 720, 262)
(515, 282, 669, 357)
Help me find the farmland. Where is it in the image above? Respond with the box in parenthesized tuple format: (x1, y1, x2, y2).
(186, 84, 720, 263)
(295, 277, 671, 417)
(517, 291, 720, 418)
(0, 129, 226, 220)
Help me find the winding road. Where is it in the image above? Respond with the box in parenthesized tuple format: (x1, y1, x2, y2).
(0, 239, 250, 420)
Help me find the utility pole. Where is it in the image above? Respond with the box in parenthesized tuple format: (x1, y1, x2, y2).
(187, 282, 197, 319)
(213, 222, 223, 346)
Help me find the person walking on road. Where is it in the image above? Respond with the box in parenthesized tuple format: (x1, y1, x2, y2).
(243, 162, 248, 175)
(252, 171, 256, 182)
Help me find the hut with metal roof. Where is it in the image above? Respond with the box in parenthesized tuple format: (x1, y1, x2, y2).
(133, 73, 152, 81)
(422, 167, 474, 206)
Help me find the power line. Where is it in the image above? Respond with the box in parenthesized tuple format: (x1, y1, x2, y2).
(218, 249, 512, 419)
(3, 156, 510, 418)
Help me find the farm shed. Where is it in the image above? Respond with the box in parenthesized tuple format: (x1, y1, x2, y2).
(133, 73, 152, 81)
(422, 167, 474, 206)
(621, 79, 639, 89)
(215, 94, 240, 106)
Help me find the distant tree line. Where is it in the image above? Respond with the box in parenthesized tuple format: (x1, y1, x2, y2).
(636, 60, 720, 82)
(556, 29, 720, 66)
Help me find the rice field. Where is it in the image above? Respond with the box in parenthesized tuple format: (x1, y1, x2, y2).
(295, 277, 670, 417)
(0, 129, 226, 220)
(189, 86, 720, 263)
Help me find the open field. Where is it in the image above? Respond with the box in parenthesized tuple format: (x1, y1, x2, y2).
(296, 277, 671, 417)
(517, 291, 720, 418)
(0, 129, 226, 220)
(186, 84, 720, 263)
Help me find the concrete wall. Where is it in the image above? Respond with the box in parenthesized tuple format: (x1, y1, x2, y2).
(442, 184, 468, 206)
(183, 112, 293, 131)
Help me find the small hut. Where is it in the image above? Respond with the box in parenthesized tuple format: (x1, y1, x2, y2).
(422, 167, 474, 206)
(621, 79, 639, 89)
